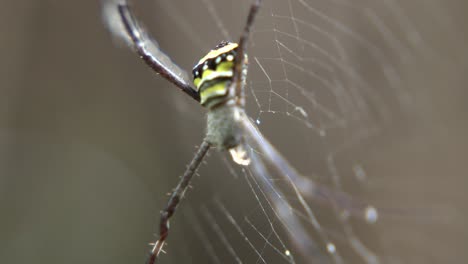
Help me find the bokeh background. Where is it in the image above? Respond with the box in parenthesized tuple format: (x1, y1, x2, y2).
(0, 0, 467, 263)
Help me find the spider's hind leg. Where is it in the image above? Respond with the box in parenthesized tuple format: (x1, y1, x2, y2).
(147, 140, 211, 264)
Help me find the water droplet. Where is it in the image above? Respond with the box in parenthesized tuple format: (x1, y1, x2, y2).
(353, 164, 367, 181)
(365, 206, 378, 223)
(256, 119, 261, 125)
(326, 243, 336, 253)
(285, 250, 290, 256)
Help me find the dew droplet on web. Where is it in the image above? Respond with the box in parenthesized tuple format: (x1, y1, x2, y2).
(353, 164, 367, 181)
(326, 242, 336, 253)
(365, 206, 378, 223)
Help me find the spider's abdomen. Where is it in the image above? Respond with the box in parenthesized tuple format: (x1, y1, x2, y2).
(192, 41, 238, 108)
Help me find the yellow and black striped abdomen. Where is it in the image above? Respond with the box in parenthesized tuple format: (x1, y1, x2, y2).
(192, 42, 238, 108)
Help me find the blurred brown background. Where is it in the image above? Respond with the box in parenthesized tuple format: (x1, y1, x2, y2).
(0, 0, 467, 263)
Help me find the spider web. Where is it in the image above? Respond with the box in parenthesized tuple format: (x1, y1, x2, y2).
(144, 0, 465, 263)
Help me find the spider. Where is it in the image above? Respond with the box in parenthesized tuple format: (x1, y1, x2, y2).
(104, 0, 261, 262)
(103, 0, 378, 263)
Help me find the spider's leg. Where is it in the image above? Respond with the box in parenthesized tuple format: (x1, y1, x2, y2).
(104, 1, 200, 102)
(147, 140, 211, 264)
(240, 115, 380, 262)
(239, 114, 378, 221)
(232, 0, 262, 107)
(248, 152, 324, 261)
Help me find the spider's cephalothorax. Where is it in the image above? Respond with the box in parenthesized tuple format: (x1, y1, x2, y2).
(192, 41, 247, 109)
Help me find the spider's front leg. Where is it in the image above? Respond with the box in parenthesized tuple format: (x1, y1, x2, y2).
(103, 1, 200, 102)
(231, 0, 262, 107)
(147, 141, 211, 264)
